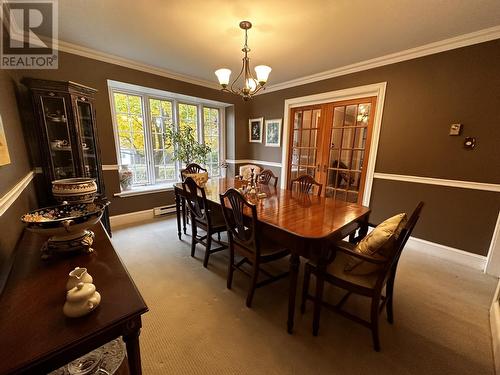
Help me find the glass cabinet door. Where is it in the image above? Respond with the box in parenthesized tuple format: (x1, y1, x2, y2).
(75, 99, 99, 181)
(41, 96, 76, 180)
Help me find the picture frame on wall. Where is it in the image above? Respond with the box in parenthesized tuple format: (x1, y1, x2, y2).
(265, 118, 282, 147)
(248, 117, 263, 143)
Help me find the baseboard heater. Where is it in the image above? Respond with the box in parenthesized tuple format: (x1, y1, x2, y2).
(153, 204, 176, 217)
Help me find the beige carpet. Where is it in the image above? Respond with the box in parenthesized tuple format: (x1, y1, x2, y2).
(111, 217, 497, 375)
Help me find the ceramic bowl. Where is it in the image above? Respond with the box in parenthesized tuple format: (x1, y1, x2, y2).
(21, 201, 108, 240)
(52, 178, 97, 204)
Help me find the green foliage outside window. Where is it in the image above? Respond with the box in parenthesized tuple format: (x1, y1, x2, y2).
(164, 126, 211, 165)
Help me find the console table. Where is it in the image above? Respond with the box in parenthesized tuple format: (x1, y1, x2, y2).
(0, 224, 148, 374)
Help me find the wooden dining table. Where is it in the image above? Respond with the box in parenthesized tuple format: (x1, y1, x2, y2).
(174, 177, 371, 334)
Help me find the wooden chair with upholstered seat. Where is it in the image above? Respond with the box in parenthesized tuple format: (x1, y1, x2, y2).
(220, 188, 290, 307)
(300, 202, 424, 351)
(180, 163, 208, 231)
(182, 177, 227, 268)
(290, 174, 322, 196)
(237, 164, 262, 181)
(259, 169, 278, 187)
(180, 163, 207, 181)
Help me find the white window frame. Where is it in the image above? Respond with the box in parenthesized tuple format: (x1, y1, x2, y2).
(108, 80, 228, 188)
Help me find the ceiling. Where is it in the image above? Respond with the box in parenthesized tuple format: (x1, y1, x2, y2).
(58, 0, 500, 87)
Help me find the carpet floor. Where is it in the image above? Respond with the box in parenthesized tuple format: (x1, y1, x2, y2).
(111, 216, 497, 375)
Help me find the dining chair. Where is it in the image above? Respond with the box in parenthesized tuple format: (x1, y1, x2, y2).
(259, 169, 278, 187)
(290, 174, 322, 196)
(219, 188, 290, 307)
(180, 163, 208, 228)
(237, 164, 262, 181)
(180, 163, 207, 181)
(182, 177, 227, 268)
(300, 202, 424, 351)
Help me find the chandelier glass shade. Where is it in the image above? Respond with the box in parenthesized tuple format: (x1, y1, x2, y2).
(215, 21, 271, 101)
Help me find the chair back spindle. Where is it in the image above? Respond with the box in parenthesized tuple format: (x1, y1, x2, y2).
(259, 169, 278, 187)
(220, 188, 259, 257)
(182, 177, 211, 227)
(290, 174, 322, 196)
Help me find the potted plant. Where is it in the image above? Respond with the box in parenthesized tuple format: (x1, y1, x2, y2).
(164, 126, 211, 182)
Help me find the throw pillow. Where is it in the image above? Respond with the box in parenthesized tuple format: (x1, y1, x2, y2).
(344, 213, 407, 275)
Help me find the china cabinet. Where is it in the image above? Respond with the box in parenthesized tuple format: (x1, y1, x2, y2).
(22, 78, 111, 234)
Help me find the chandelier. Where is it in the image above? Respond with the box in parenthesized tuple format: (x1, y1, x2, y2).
(215, 21, 271, 101)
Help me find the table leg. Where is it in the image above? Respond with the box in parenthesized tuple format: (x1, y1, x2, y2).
(123, 320, 143, 375)
(287, 253, 300, 334)
(175, 191, 181, 240)
(312, 257, 326, 336)
(181, 197, 187, 235)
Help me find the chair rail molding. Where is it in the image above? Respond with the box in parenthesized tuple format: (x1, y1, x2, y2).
(374, 172, 500, 193)
(225, 159, 282, 168)
(102, 164, 120, 171)
(280, 82, 387, 207)
(0, 171, 35, 216)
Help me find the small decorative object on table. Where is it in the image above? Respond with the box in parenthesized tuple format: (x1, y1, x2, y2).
(118, 165, 133, 191)
(21, 200, 109, 259)
(66, 267, 93, 290)
(52, 178, 97, 204)
(63, 281, 101, 318)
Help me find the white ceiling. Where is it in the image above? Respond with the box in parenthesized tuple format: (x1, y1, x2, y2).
(58, 0, 500, 86)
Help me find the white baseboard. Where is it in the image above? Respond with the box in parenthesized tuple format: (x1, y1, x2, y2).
(110, 209, 155, 228)
(407, 236, 487, 271)
(490, 280, 500, 375)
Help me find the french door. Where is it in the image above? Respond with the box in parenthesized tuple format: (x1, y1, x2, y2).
(287, 97, 376, 204)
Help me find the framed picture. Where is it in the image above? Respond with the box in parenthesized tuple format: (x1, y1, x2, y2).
(265, 118, 282, 147)
(0, 115, 11, 166)
(248, 117, 263, 143)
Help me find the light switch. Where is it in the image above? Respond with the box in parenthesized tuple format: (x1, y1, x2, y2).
(449, 123, 462, 136)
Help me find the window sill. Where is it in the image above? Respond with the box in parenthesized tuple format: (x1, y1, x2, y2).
(114, 183, 176, 198)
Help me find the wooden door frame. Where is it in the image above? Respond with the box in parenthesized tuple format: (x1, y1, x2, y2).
(280, 82, 387, 206)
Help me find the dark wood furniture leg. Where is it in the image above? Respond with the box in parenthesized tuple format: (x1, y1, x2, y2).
(312, 256, 326, 336)
(175, 191, 181, 240)
(123, 318, 143, 375)
(181, 197, 187, 234)
(287, 253, 300, 334)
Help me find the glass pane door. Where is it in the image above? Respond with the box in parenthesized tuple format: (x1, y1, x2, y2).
(288, 107, 322, 183)
(41, 96, 76, 180)
(76, 100, 98, 180)
(325, 99, 375, 203)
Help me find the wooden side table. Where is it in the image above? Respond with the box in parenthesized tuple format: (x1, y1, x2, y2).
(0, 224, 148, 375)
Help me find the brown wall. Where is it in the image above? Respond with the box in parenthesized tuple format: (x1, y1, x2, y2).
(0, 69, 37, 285)
(9, 51, 249, 216)
(246, 39, 500, 255)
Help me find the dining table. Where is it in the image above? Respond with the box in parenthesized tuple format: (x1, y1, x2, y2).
(174, 177, 371, 334)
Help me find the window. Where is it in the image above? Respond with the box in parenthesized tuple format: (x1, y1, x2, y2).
(109, 81, 226, 188)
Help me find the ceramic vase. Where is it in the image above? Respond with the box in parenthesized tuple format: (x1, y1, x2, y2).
(119, 165, 133, 191)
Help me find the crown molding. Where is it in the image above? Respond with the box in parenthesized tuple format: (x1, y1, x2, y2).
(264, 25, 500, 93)
(52, 25, 500, 95)
(56, 40, 221, 90)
